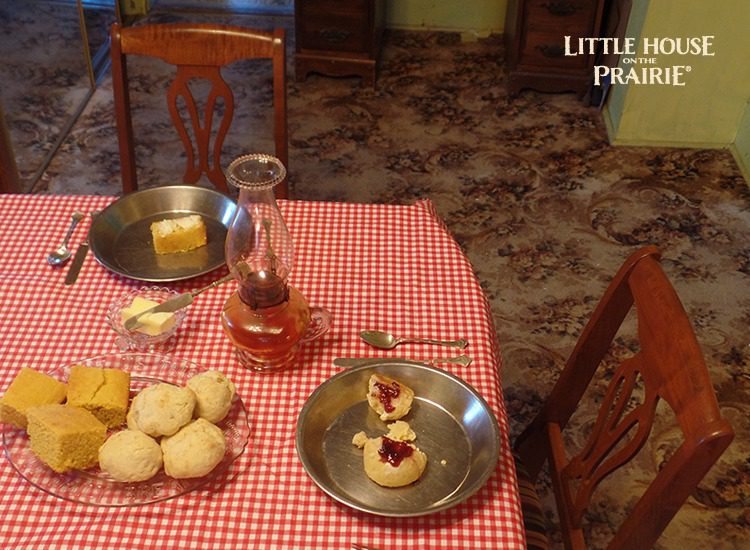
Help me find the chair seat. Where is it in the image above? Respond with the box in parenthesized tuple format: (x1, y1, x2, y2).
(514, 452, 550, 550)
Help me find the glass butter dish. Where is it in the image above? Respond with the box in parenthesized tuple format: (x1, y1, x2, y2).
(107, 287, 188, 352)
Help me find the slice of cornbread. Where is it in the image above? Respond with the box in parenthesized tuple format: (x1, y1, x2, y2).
(0, 368, 67, 429)
(66, 365, 130, 428)
(150, 214, 207, 254)
(26, 404, 106, 473)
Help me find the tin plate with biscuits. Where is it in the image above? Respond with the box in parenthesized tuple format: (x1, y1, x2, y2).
(295, 360, 500, 517)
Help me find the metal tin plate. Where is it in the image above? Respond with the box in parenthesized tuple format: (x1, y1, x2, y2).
(89, 186, 236, 282)
(296, 361, 500, 517)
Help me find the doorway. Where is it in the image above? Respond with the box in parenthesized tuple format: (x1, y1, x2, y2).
(0, 0, 118, 192)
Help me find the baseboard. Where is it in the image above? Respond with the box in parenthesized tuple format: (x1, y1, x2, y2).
(605, 134, 731, 150)
(729, 143, 750, 187)
(601, 105, 749, 186)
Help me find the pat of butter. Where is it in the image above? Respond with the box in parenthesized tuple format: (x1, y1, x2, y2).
(121, 296, 176, 336)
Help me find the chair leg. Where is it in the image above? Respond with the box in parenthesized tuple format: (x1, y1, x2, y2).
(514, 452, 550, 550)
(514, 415, 550, 480)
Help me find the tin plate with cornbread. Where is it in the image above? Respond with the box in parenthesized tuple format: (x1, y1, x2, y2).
(89, 186, 236, 282)
(1, 353, 251, 507)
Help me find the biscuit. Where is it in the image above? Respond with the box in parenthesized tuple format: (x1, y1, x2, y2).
(128, 383, 196, 437)
(362, 435, 427, 487)
(99, 429, 163, 482)
(353, 421, 426, 487)
(161, 418, 226, 479)
(366, 374, 415, 421)
(186, 370, 236, 423)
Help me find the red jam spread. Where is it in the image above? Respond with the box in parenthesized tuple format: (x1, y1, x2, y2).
(378, 436, 414, 467)
(373, 380, 401, 413)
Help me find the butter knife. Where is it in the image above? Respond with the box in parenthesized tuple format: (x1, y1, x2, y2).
(333, 355, 472, 368)
(64, 211, 99, 286)
(124, 272, 235, 331)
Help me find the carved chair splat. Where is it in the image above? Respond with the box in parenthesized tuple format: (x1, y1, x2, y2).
(110, 23, 288, 197)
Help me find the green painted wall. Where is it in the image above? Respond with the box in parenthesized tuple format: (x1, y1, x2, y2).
(734, 103, 750, 180)
(385, 0, 506, 35)
(120, 0, 149, 16)
(604, 0, 750, 156)
(604, 0, 650, 137)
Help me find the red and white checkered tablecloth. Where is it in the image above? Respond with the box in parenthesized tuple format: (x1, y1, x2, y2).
(0, 194, 525, 550)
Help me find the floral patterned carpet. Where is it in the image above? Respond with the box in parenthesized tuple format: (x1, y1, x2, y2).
(0, 1, 94, 183)
(7, 5, 750, 549)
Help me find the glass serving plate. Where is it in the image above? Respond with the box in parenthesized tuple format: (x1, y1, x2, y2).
(2, 353, 251, 507)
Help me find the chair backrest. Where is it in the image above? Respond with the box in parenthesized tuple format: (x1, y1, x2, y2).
(110, 22, 288, 198)
(514, 245, 734, 550)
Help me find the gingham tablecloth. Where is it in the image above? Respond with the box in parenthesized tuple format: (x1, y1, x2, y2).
(0, 194, 525, 550)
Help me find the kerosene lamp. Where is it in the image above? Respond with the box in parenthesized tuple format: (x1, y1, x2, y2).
(221, 154, 330, 371)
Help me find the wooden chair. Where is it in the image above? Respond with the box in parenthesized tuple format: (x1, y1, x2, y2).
(514, 245, 734, 550)
(514, 451, 551, 550)
(110, 22, 288, 198)
(0, 99, 21, 194)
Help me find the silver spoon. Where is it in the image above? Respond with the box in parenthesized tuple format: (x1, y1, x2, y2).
(47, 211, 85, 266)
(360, 329, 468, 350)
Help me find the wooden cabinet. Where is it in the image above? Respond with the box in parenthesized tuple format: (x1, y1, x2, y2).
(294, 0, 386, 87)
(505, 0, 606, 97)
